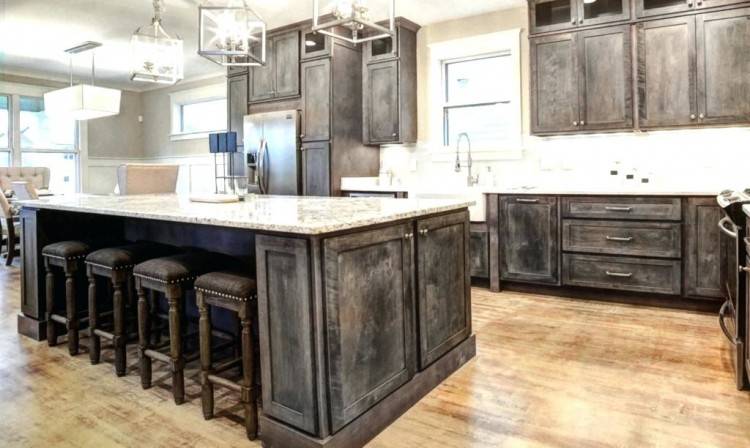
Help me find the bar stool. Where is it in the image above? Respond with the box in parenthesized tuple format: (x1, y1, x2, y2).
(85, 241, 180, 376)
(133, 251, 235, 405)
(195, 271, 258, 440)
(43, 240, 93, 355)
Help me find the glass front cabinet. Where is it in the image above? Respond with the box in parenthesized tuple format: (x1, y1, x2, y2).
(530, 0, 631, 33)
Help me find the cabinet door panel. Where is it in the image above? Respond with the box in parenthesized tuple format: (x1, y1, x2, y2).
(637, 17, 697, 128)
(274, 31, 300, 98)
(636, 0, 693, 18)
(684, 197, 724, 298)
(301, 58, 331, 142)
(581, 0, 630, 26)
(531, 34, 579, 134)
(499, 196, 559, 285)
(249, 41, 276, 103)
(696, 8, 750, 125)
(417, 212, 471, 369)
(323, 224, 416, 432)
(302, 142, 330, 197)
(470, 223, 489, 279)
(227, 74, 248, 146)
(579, 26, 633, 130)
(365, 60, 400, 144)
(530, 0, 578, 33)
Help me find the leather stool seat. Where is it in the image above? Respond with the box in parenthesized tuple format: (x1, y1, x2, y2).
(195, 271, 257, 301)
(134, 252, 237, 285)
(87, 242, 178, 270)
(42, 241, 90, 261)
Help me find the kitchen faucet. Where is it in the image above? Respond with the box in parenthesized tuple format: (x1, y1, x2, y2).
(455, 132, 479, 187)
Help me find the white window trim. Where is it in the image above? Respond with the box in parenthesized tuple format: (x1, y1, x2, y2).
(427, 28, 523, 162)
(169, 83, 227, 141)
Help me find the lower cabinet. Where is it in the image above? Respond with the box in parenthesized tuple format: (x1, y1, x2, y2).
(416, 212, 472, 368)
(470, 223, 489, 278)
(323, 223, 417, 432)
(684, 197, 724, 298)
(301, 142, 331, 197)
(562, 253, 682, 295)
(499, 196, 560, 285)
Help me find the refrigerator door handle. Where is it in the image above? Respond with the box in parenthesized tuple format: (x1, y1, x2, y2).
(258, 139, 268, 195)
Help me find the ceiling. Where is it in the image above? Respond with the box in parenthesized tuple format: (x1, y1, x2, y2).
(0, 0, 522, 91)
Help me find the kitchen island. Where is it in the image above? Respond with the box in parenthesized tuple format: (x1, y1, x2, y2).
(17, 194, 476, 448)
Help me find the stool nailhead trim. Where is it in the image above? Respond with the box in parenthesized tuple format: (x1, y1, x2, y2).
(43, 253, 87, 261)
(133, 273, 197, 285)
(195, 287, 255, 303)
(85, 262, 136, 271)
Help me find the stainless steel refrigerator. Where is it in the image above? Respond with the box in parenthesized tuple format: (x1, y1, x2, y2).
(243, 110, 301, 195)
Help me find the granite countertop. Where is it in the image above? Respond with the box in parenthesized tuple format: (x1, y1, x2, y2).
(743, 205, 750, 218)
(18, 194, 474, 235)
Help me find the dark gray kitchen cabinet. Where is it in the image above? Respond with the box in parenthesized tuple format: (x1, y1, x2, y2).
(249, 30, 300, 103)
(578, 25, 633, 130)
(227, 73, 248, 146)
(300, 28, 331, 60)
(684, 197, 724, 299)
(499, 196, 560, 285)
(696, 8, 750, 125)
(362, 22, 418, 145)
(364, 60, 399, 144)
(530, 0, 630, 34)
(531, 27, 632, 134)
(637, 16, 698, 128)
(323, 223, 416, 432)
(416, 212, 472, 369)
(636, 0, 747, 18)
(301, 142, 330, 197)
(530, 33, 580, 134)
(470, 223, 489, 279)
(301, 58, 331, 142)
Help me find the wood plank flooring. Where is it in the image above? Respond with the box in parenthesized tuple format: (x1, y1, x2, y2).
(1, 262, 749, 447)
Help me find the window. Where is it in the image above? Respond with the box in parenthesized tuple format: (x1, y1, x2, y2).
(0, 95, 9, 150)
(170, 83, 227, 140)
(180, 98, 227, 134)
(442, 54, 514, 149)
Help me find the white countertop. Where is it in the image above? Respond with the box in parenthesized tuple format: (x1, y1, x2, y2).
(743, 205, 750, 218)
(18, 194, 473, 235)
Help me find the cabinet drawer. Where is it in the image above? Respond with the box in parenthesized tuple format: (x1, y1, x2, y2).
(562, 254, 681, 295)
(562, 219, 681, 258)
(561, 196, 681, 221)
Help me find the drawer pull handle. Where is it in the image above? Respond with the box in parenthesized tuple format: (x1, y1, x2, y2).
(605, 206, 633, 212)
(606, 271, 633, 278)
(516, 198, 539, 203)
(606, 236, 633, 242)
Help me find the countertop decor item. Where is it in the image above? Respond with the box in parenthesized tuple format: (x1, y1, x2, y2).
(130, 0, 184, 84)
(198, 0, 267, 67)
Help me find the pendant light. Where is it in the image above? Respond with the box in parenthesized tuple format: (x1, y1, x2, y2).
(131, 0, 184, 84)
(44, 42, 121, 121)
(198, 0, 267, 67)
(312, 0, 396, 45)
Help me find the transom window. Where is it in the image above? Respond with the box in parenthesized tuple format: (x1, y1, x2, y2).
(180, 98, 227, 134)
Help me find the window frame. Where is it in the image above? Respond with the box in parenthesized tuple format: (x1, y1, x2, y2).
(0, 94, 10, 166)
(170, 83, 227, 141)
(18, 95, 79, 153)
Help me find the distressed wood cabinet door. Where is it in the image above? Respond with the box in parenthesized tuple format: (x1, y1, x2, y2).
(417, 211, 472, 369)
(273, 31, 300, 99)
(637, 16, 697, 128)
(249, 41, 276, 103)
(578, 0, 630, 27)
(684, 197, 724, 299)
(696, 8, 750, 126)
(256, 236, 318, 435)
(578, 25, 633, 131)
(635, 0, 693, 18)
(323, 224, 416, 433)
(470, 223, 489, 279)
(301, 58, 331, 142)
(364, 60, 400, 144)
(529, 0, 578, 34)
(227, 73, 248, 145)
(499, 196, 560, 285)
(530, 33, 580, 134)
(301, 142, 330, 197)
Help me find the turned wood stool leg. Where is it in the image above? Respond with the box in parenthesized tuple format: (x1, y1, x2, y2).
(167, 291, 185, 405)
(150, 290, 161, 346)
(240, 302, 258, 440)
(65, 270, 79, 356)
(88, 269, 100, 364)
(137, 283, 152, 389)
(198, 292, 214, 419)
(113, 281, 127, 377)
(45, 259, 57, 347)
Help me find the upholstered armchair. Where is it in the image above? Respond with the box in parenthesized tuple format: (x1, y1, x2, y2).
(11, 181, 39, 200)
(0, 167, 50, 194)
(0, 193, 19, 266)
(116, 164, 179, 195)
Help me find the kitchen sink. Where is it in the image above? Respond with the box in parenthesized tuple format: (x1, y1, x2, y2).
(412, 188, 486, 222)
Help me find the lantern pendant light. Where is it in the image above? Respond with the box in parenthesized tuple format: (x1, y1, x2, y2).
(130, 0, 184, 84)
(198, 0, 267, 67)
(312, 0, 396, 45)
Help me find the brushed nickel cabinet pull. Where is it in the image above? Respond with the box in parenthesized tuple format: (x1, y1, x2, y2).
(580, 120, 586, 126)
(739, 265, 750, 273)
(699, 113, 705, 119)
(606, 271, 633, 278)
(573, 121, 579, 126)
(404, 232, 414, 240)
(572, 19, 577, 24)
(516, 198, 540, 203)
(690, 114, 696, 120)
(606, 236, 634, 242)
(605, 206, 632, 212)
(579, 18, 584, 24)
(419, 229, 429, 236)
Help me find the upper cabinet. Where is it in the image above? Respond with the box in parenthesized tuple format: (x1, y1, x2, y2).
(530, 0, 630, 34)
(636, 0, 747, 18)
(249, 30, 300, 103)
(531, 25, 633, 134)
(300, 28, 331, 60)
(362, 21, 419, 145)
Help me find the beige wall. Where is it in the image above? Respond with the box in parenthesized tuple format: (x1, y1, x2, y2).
(141, 75, 227, 158)
(416, 7, 529, 142)
(87, 90, 144, 158)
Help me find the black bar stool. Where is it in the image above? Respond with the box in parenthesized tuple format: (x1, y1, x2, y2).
(42, 240, 93, 355)
(195, 271, 258, 440)
(85, 242, 180, 376)
(133, 251, 235, 405)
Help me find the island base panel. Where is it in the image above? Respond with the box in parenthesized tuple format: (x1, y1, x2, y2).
(258, 335, 476, 448)
(17, 314, 46, 341)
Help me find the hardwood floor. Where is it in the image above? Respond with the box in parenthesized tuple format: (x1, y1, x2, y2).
(1, 262, 749, 447)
